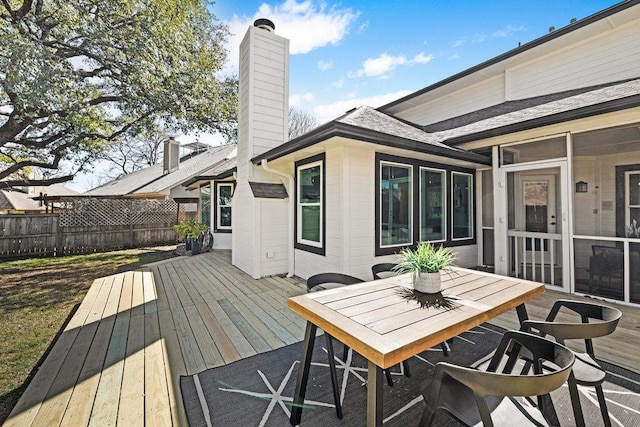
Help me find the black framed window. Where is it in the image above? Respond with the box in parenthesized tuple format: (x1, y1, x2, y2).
(376, 153, 475, 256)
(214, 182, 234, 232)
(295, 154, 325, 255)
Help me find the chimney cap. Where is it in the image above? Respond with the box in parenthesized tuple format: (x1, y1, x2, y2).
(254, 18, 275, 32)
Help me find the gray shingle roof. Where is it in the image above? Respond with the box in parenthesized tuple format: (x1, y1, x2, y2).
(85, 144, 237, 196)
(427, 78, 640, 143)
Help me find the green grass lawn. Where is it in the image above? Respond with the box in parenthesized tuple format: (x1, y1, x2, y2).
(0, 246, 178, 424)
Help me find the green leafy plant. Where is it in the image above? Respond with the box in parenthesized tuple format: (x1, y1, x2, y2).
(393, 242, 455, 275)
(173, 220, 208, 242)
(625, 219, 639, 238)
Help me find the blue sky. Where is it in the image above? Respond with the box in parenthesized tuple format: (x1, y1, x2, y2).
(214, 0, 618, 124)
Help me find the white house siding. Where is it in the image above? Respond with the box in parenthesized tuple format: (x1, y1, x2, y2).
(393, 75, 506, 127)
(508, 20, 640, 100)
(593, 151, 640, 238)
(212, 232, 232, 250)
(573, 157, 598, 236)
(232, 181, 258, 276)
(258, 199, 289, 276)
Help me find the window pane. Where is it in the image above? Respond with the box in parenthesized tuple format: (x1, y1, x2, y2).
(220, 206, 232, 227)
(301, 206, 320, 242)
(300, 166, 321, 203)
(453, 173, 472, 239)
(219, 185, 232, 206)
(381, 164, 412, 246)
(630, 173, 640, 205)
(420, 169, 444, 241)
(200, 185, 211, 226)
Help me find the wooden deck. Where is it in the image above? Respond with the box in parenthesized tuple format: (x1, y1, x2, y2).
(5, 250, 639, 426)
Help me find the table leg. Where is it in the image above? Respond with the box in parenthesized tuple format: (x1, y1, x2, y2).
(367, 361, 383, 427)
(290, 322, 317, 425)
(516, 303, 529, 323)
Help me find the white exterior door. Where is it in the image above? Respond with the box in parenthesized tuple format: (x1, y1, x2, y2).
(496, 160, 571, 292)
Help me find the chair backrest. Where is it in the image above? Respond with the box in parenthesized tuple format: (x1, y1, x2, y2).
(521, 299, 622, 355)
(306, 272, 364, 292)
(371, 263, 398, 280)
(422, 331, 574, 426)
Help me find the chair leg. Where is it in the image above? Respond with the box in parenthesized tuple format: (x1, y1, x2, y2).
(567, 375, 586, 427)
(384, 369, 394, 387)
(342, 343, 349, 361)
(440, 341, 449, 356)
(324, 334, 343, 419)
(595, 384, 612, 427)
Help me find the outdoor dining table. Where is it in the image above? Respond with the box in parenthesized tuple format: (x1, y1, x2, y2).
(287, 267, 545, 427)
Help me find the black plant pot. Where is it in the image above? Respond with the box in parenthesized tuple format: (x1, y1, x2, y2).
(185, 240, 192, 251)
(191, 239, 201, 255)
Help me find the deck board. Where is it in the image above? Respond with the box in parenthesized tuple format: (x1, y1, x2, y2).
(7, 250, 639, 426)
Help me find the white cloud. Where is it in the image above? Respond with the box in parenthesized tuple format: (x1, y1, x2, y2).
(451, 38, 465, 48)
(312, 90, 411, 124)
(493, 24, 526, 38)
(349, 53, 406, 78)
(225, 0, 359, 72)
(350, 52, 434, 79)
(473, 33, 487, 44)
(413, 52, 434, 64)
(317, 60, 333, 71)
(290, 91, 315, 107)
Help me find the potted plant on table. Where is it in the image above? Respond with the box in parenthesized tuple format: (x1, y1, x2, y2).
(393, 242, 455, 293)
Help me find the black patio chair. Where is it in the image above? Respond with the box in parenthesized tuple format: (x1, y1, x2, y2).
(306, 273, 365, 419)
(520, 299, 622, 427)
(419, 330, 575, 426)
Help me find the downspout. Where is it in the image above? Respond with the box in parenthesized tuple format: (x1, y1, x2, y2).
(260, 159, 295, 277)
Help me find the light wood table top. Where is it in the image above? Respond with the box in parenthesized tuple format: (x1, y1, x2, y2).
(288, 267, 545, 369)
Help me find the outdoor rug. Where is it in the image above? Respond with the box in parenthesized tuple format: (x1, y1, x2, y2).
(181, 324, 640, 426)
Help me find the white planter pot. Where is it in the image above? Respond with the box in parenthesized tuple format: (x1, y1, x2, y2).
(413, 271, 442, 293)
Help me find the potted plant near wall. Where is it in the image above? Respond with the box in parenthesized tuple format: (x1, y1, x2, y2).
(393, 242, 455, 293)
(173, 220, 208, 254)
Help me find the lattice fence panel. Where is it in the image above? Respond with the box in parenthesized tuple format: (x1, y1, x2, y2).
(59, 197, 179, 227)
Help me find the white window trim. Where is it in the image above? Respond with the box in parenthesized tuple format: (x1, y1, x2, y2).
(297, 160, 323, 248)
(625, 170, 640, 226)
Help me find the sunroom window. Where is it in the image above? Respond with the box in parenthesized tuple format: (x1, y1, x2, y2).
(296, 154, 325, 254)
(626, 170, 640, 232)
(380, 162, 412, 247)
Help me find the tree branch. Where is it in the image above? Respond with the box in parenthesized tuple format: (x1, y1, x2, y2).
(0, 174, 74, 189)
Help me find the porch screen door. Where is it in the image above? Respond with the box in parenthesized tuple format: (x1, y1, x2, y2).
(504, 165, 569, 290)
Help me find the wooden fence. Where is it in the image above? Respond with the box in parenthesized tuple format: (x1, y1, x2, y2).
(0, 198, 182, 260)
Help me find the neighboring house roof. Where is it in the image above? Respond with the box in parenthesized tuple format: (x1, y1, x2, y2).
(0, 183, 78, 211)
(85, 144, 237, 197)
(251, 106, 491, 165)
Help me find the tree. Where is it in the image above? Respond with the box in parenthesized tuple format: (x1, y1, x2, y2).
(0, 0, 238, 189)
(289, 107, 319, 140)
(99, 124, 174, 179)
